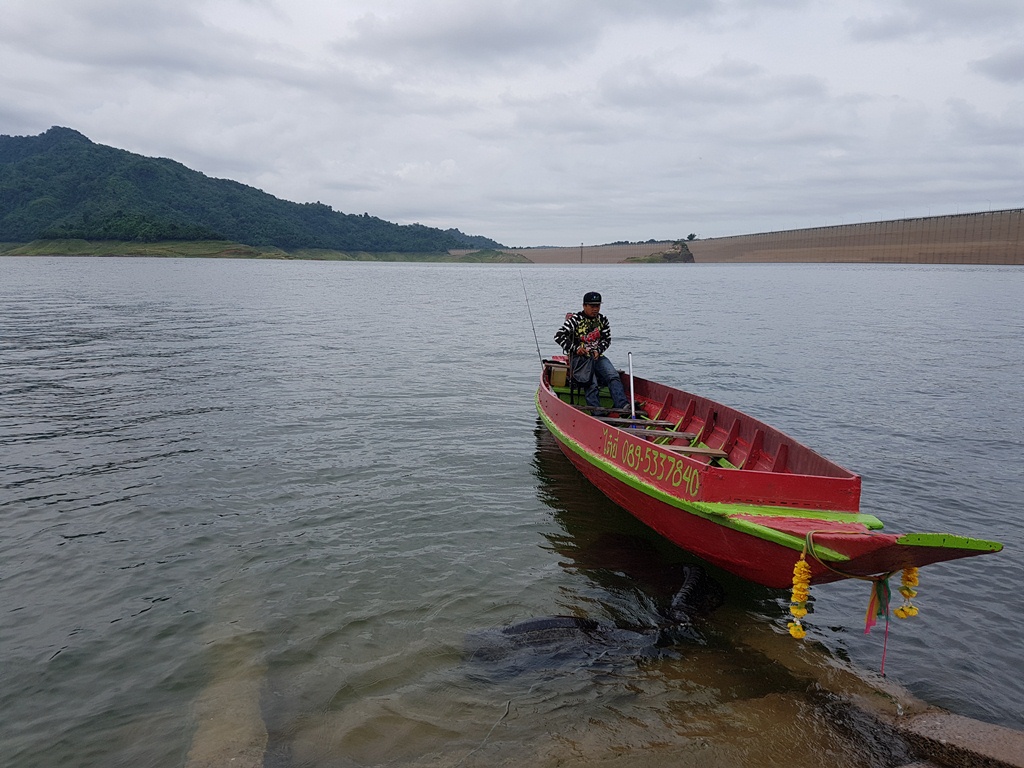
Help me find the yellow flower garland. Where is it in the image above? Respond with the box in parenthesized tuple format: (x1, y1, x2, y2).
(787, 555, 921, 637)
(788, 553, 812, 638)
(894, 567, 920, 619)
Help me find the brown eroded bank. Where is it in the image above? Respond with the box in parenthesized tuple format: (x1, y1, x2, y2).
(495, 209, 1024, 265)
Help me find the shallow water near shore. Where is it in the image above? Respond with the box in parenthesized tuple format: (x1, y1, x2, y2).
(1, 257, 1022, 767)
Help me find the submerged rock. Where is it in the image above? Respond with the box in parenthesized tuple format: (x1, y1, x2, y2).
(465, 565, 723, 673)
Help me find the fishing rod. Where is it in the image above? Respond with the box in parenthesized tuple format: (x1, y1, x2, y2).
(519, 271, 544, 364)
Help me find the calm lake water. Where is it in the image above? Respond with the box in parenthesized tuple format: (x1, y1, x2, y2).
(1, 256, 1021, 767)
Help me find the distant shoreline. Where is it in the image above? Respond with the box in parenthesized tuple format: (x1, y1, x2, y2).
(0, 240, 529, 263)
(3, 208, 1021, 264)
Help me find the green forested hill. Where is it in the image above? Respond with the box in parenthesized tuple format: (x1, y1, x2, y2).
(0, 127, 503, 252)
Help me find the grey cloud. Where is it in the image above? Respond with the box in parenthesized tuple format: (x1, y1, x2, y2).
(599, 59, 828, 111)
(903, 0, 1024, 27)
(3, 0, 274, 80)
(844, 13, 917, 42)
(0, 106, 50, 139)
(948, 98, 1024, 147)
(970, 46, 1024, 83)
(3, 0, 400, 115)
(329, 0, 740, 71)
(846, 0, 1024, 42)
(594, 0, 811, 23)
(332, 2, 603, 67)
(1, 0, 434, 126)
(500, 92, 624, 145)
(706, 59, 765, 79)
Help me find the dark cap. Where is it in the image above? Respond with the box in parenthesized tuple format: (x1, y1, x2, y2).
(583, 291, 602, 305)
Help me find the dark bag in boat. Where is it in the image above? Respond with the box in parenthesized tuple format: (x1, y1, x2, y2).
(570, 354, 594, 384)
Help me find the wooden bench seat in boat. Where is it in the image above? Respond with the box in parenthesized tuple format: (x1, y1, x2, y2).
(616, 428, 700, 440)
(570, 403, 641, 413)
(661, 445, 730, 458)
(593, 416, 678, 427)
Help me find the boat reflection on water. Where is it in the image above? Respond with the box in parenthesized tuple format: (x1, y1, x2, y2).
(529, 421, 776, 617)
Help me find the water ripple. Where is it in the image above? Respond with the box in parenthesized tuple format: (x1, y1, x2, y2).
(1, 258, 1021, 767)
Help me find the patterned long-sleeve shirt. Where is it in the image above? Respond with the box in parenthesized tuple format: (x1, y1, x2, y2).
(555, 311, 612, 357)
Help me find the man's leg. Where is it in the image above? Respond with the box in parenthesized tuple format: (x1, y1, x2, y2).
(594, 356, 628, 410)
(584, 370, 602, 408)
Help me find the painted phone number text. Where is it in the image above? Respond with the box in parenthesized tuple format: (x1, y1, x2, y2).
(601, 428, 700, 497)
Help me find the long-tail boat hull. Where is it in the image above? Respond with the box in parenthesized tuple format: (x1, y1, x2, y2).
(536, 358, 1001, 589)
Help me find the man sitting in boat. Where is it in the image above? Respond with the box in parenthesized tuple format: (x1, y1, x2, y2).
(554, 291, 631, 415)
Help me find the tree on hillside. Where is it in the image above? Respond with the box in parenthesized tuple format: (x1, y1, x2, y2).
(0, 127, 505, 252)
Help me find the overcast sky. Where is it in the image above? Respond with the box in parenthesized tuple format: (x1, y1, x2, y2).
(2, 0, 1022, 246)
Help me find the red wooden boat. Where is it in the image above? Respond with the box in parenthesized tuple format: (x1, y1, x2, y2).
(536, 357, 1002, 590)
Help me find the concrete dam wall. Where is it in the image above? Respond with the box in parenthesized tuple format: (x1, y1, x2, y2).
(687, 209, 1023, 265)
